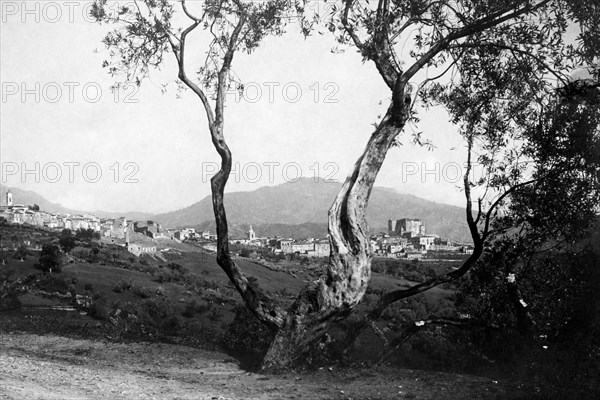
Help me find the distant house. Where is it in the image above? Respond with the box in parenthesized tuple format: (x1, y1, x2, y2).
(111, 217, 127, 238)
(127, 242, 157, 256)
(174, 230, 188, 241)
(70, 216, 90, 231)
(278, 238, 331, 258)
(125, 228, 157, 257)
(411, 235, 437, 250)
(12, 210, 24, 224)
(100, 220, 113, 236)
(387, 243, 405, 254)
(460, 245, 475, 254)
(0, 209, 13, 223)
(135, 220, 165, 239)
(405, 250, 424, 260)
(388, 218, 425, 237)
(311, 240, 331, 257)
(291, 241, 314, 254)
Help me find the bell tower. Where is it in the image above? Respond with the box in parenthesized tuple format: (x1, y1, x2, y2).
(6, 191, 13, 207)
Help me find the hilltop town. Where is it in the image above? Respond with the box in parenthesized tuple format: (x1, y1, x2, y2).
(0, 190, 473, 261)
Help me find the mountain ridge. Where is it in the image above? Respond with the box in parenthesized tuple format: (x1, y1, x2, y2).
(152, 178, 472, 242)
(1, 180, 471, 242)
(0, 185, 153, 221)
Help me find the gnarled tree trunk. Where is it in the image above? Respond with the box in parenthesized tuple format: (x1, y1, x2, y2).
(260, 80, 412, 371)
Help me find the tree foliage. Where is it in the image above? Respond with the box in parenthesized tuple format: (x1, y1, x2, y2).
(37, 244, 62, 273)
(91, 0, 600, 371)
(59, 235, 76, 254)
(317, 0, 600, 356)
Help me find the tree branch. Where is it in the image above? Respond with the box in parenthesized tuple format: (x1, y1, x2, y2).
(176, 19, 216, 127)
(403, 0, 553, 81)
(375, 315, 499, 365)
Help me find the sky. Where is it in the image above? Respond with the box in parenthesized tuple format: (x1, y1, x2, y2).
(1, 0, 472, 213)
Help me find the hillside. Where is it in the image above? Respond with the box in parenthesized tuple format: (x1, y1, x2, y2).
(0, 185, 153, 221)
(153, 179, 472, 242)
(0, 184, 75, 214)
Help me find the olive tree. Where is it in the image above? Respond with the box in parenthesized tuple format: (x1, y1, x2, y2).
(92, 0, 600, 369)
(91, 0, 381, 370)
(311, 0, 600, 353)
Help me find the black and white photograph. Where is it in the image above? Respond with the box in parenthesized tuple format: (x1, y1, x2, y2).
(1, 0, 599, 398)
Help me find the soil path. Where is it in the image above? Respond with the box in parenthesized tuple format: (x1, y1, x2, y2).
(0, 333, 521, 399)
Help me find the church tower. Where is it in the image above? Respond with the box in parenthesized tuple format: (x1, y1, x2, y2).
(6, 191, 13, 207)
(248, 225, 256, 241)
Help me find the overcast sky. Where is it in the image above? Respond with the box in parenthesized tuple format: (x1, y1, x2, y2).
(1, 0, 470, 213)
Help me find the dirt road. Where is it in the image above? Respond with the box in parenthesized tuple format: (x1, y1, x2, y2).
(0, 333, 521, 399)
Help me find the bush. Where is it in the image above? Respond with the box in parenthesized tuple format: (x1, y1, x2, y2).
(87, 292, 109, 320)
(208, 307, 223, 322)
(133, 286, 152, 299)
(137, 297, 182, 335)
(13, 244, 28, 260)
(240, 248, 251, 258)
(154, 269, 177, 284)
(36, 244, 62, 273)
(59, 236, 76, 254)
(36, 273, 71, 293)
(113, 279, 133, 293)
(167, 262, 188, 273)
(182, 299, 198, 318)
(222, 305, 274, 370)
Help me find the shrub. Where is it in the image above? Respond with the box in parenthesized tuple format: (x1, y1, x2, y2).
(58, 235, 76, 254)
(182, 299, 198, 318)
(222, 305, 274, 370)
(154, 269, 177, 284)
(208, 307, 223, 322)
(87, 293, 109, 320)
(371, 261, 385, 273)
(36, 274, 70, 293)
(113, 279, 133, 293)
(240, 248, 251, 258)
(36, 244, 62, 273)
(137, 297, 182, 335)
(167, 262, 188, 273)
(13, 244, 28, 260)
(133, 286, 152, 299)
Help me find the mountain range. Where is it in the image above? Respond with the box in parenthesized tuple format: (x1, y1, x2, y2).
(151, 178, 472, 242)
(1, 179, 472, 242)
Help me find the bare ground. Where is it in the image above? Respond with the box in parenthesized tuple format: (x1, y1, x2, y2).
(0, 332, 525, 400)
